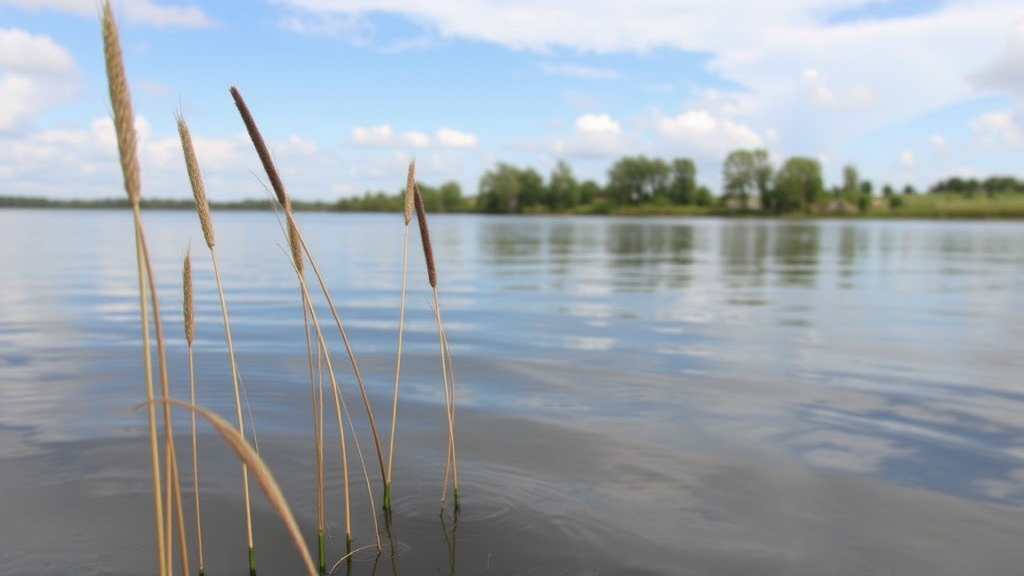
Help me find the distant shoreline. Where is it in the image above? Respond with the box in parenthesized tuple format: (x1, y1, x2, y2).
(2, 195, 1023, 219)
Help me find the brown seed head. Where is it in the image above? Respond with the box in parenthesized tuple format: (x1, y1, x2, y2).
(183, 252, 194, 345)
(413, 184, 437, 288)
(404, 160, 416, 225)
(101, 1, 140, 206)
(287, 210, 303, 274)
(230, 86, 289, 207)
(176, 114, 215, 249)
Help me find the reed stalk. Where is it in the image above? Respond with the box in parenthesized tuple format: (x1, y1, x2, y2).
(150, 400, 319, 576)
(412, 184, 459, 512)
(176, 111, 257, 575)
(101, 4, 185, 574)
(230, 86, 381, 550)
(183, 252, 206, 576)
(230, 88, 387, 492)
(384, 161, 417, 512)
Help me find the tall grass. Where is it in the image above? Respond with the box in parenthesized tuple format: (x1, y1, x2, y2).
(102, 3, 464, 573)
(182, 252, 206, 576)
(412, 184, 460, 512)
(177, 111, 258, 575)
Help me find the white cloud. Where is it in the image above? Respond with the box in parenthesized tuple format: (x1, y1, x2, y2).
(969, 19, 1024, 99)
(574, 113, 620, 135)
(435, 127, 478, 148)
(0, 0, 214, 28)
(271, 0, 1021, 160)
(400, 131, 431, 148)
(900, 149, 915, 168)
(550, 113, 628, 158)
(352, 124, 465, 148)
(800, 67, 879, 111)
(970, 110, 1024, 148)
(0, 29, 78, 131)
(539, 62, 621, 80)
(929, 133, 947, 153)
(655, 108, 763, 155)
(351, 124, 395, 146)
(0, 28, 75, 74)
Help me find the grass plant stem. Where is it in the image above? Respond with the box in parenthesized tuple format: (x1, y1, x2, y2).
(177, 112, 257, 575)
(231, 85, 381, 549)
(231, 87, 386, 493)
(150, 400, 319, 576)
(384, 161, 417, 512)
(412, 185, 460, 512)
(183, 252, 206, 576)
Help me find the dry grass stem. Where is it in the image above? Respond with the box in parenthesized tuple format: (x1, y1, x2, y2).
(102, 3, 165, 572)
(183, 252, 206, 575)
(150, 400, 319, 576)
(177, 109, 257, 573)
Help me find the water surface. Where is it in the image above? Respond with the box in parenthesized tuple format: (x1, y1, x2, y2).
(1, 210, 1023, 575)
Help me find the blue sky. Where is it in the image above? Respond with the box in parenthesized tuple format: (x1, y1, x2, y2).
(1, 0, 1022, 201)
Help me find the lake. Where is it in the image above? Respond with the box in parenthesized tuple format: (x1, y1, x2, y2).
(2, 209, 1024, 575)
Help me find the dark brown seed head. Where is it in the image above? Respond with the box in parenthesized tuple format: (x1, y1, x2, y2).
(230, 86, 289, 207)
(413, 184, 437, 288)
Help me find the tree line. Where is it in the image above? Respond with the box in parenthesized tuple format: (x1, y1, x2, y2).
(5, 149, 1021, 214)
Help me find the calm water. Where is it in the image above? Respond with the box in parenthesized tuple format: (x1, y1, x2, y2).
(2, 209, 1024, 575)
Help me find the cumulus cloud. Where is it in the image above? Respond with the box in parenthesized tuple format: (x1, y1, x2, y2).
(970, 110, 1024, 148)
(575, 113, 620, 135)
(435, 127, 478, 148)
(351, 124, 473, 148)
(969, 19, 1024, 99)
(0, 0, 214, 28)
(549, 113, 629, 158)
(654, 108, 763, 154)
(929, 133, 947, 153)
(0, 29, 79, 132)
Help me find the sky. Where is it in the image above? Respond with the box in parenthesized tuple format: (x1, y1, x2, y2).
(1, 0, 1023, 202)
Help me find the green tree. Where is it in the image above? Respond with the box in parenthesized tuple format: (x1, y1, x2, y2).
(438, 180, 464, 212)
(579, 180, 602, 205)
(695, 185, 713, 207)
(478, 163, 522, 213)
(772, 156, 824, 212)
(547, 160, 580, 210)
(607, 155, 671, 205)
(668, 157, 697, 205)
(842, 164, 859, 198)
(723, 148, 772, 209)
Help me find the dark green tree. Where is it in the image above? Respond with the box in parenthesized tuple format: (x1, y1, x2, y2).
(547, 160, 580, 210)
(723, 148, 772, 209)
(772, 156, 824, 212)
(668, 157, 697, 205)
(607, 155, 671, 205)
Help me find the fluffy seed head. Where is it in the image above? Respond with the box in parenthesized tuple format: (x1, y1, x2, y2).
(177, 114, 215, 249)
(101, 1, 140, 205)
(404, 161, 416, 225)
(183, 252, 194, 345)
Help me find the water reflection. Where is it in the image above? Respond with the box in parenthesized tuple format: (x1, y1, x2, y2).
(4, 210, 1024, 574)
